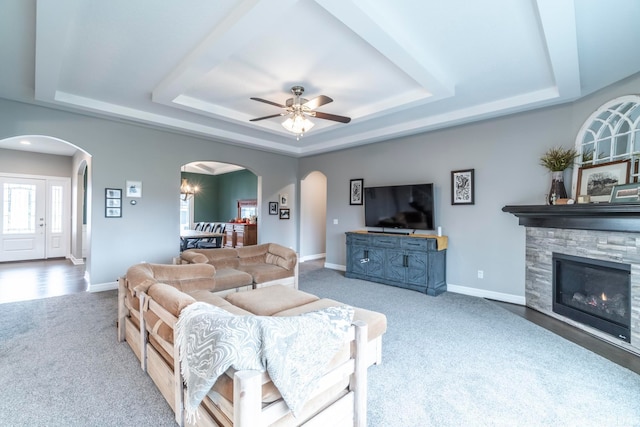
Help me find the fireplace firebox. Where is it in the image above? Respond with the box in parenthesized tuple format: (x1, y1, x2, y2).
(552, 253, 631, 343)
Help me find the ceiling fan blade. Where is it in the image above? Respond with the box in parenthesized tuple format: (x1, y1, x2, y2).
(250, 97, 286, 108)
(313, 111, 351, 123)
(250, 113, 285, 122)
(303, 95, 333, 110)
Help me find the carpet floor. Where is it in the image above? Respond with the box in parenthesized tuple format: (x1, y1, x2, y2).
(0, 260, 638, 426)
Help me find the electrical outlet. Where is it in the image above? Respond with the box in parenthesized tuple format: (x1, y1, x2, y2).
(477, 270, 484, 279)
(333, 219, 338, 225)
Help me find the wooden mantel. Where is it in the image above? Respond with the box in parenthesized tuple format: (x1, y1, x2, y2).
(502, 203, 640, 232)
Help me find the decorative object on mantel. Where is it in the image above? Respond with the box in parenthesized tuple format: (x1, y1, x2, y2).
(451, 169, 474, 205)
(540, 146, 579, 205)
(554, 198, 574, 205)
(609, 182, 640, 204)
(577, 195, 591, 204)
(575, 160, 630, 203)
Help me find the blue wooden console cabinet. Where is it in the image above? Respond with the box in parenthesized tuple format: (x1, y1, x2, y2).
(345, 231, 447, 296)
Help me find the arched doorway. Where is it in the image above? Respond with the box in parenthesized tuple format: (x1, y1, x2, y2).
(300, 171, 327, 262)
(0, 135, 91, 301)
(180, 161, 259, 246)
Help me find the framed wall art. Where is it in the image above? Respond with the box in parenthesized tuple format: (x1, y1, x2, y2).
(451, 169, 474, 205)
(269, 201, 278, 215)
(126, 180, 142, 198)
(279, 193, 288, 207)
(576, 160, 630, 203)
(350, 178, 363, 205)
(279, 208, 290, 220)
(105, 188, 122, 218)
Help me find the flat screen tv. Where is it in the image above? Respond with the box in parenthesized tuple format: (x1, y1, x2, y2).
(364, 183, 434, 231)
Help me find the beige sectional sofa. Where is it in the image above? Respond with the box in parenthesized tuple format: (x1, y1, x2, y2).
(117, 251, 387, 426)
(179, 243, 298, 290)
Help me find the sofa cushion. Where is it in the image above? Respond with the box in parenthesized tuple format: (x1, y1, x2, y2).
(237, 263, 294, 284)
(225, 284, 318, 316)
(274, 298, 388, 342)
(126, 263, 217, 293)
(182, 248, 240, 269)
(236, 244, 268, 266)
(212, 268, 253, 291)
(187, 290, 253, 316)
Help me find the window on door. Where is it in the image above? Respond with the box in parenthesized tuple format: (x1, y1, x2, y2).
(3, 183, 37, 234)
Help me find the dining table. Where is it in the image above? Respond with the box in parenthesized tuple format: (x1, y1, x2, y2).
(179, 229, 224, 251)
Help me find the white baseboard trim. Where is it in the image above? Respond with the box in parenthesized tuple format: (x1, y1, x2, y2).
(89, 281, 118, 293)
(315, 263, 525, 304)
(300, 253, 326, 262)
(324, 262, 345, 271)
(68, 254, 85, 265)
(447, 283, 525, 305)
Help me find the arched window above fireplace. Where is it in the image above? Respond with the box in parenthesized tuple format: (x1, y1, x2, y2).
(572, 95, 640, 197)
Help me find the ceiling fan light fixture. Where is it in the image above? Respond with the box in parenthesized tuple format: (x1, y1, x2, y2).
(281, 113, 314, 136)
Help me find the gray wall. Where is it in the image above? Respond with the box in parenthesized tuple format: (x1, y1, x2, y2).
(0, 99, 298, 286)
(0, 148, 73, 177)
(1, 71, 638, 298)
(299, 72, 640, 302)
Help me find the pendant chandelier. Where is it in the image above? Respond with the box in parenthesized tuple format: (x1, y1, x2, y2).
(180, 167, 199, 201)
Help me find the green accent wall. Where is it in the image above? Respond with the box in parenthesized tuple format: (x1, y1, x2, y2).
(182, 169, 257, 222)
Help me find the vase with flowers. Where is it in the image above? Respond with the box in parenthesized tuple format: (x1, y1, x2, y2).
(540, 146, 579, 205)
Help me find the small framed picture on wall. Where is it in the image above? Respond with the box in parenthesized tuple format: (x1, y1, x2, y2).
(269, 202, 278, 215)
(451, 169, 474, 205)
(350, 179, 363, 205)
(279, 208, 290, 220)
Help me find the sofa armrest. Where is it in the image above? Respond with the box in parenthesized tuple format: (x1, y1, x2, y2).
(265, 243, 297, 271)
(180, 251, 209, 264)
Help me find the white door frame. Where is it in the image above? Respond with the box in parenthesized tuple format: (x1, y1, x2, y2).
(0, 172, 71, 261)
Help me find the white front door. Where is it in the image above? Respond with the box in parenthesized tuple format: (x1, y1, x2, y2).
(0, 177, 46, 262)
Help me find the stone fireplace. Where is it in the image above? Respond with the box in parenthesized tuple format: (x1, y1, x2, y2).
(552, 252, 630, 343)
(503, 204, 640, 355)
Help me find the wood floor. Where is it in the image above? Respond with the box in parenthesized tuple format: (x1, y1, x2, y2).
(0, 258, 87, 304)
(493, 300, 640, 375)
(1, 258, 637, 375)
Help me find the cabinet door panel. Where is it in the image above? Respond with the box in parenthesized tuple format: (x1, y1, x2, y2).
(348, 245, 368, 275)
(406, 252, 427, 285)
(385, 250, 405, 281)
(367, 248, 385, 277)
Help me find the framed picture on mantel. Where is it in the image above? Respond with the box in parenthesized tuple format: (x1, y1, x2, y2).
(576, 160, 630, 203)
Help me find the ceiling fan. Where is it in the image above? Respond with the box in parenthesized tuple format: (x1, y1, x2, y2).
(250, 86, 351, 138)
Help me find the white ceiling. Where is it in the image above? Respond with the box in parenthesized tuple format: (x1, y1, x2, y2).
(1, 0, 640, 158)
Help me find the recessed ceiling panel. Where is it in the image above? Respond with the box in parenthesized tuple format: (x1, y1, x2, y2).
(14, 0, 639, 156)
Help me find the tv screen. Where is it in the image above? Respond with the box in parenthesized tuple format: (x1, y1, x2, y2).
(364, 183, 434, 230)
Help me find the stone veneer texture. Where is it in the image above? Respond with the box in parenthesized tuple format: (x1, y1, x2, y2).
(525, 227, 640, 354)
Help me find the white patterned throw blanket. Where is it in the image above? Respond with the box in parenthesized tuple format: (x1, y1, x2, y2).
(175, 302, 355, 423)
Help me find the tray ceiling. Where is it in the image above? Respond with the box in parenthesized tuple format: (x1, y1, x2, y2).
(1, 0, 640, 157)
